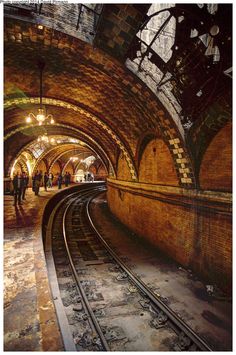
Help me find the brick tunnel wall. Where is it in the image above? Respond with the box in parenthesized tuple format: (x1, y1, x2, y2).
(199, 121, 232, 192)
(107, 134, 232, 292)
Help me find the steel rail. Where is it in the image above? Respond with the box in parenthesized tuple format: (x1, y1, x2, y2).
(45, 185, 106, 350)
(86, 192, 212, 352)
(62, 186, 110, 351)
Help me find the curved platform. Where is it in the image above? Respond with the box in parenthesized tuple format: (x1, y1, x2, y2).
(4, 187, 65, 351)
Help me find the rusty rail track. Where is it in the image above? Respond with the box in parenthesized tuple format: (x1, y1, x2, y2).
(47, 185, 212, 351)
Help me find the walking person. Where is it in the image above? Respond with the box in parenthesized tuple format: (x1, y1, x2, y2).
(12, 171, 23, 206)
(44, 172, 49, 191)
(58, 173, 63, 189)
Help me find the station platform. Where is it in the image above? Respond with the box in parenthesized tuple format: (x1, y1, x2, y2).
(4, 186, 64, 351)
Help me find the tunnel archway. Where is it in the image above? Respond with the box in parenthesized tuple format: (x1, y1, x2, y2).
(139, 138, 179, 186)
(4, 4, 232, 325)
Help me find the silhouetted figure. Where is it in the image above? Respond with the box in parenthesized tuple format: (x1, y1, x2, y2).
(12, 171, 23, 206)
(44, 172, 49, 191)
(34, 171, 41, 196)
(39, 170, 43, 187)
(65, 172, 70, 187)
(48, 173, 53, 188)
(32, 173, 36, 192)
(58, 174, 63, 189)
(21, 171, 28, 200)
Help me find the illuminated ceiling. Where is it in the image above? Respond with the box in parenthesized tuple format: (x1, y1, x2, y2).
(4, 3, 232, 186)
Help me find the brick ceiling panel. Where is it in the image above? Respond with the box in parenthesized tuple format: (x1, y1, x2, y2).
(4, 19, 182, 154)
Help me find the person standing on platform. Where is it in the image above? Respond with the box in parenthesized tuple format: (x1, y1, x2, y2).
(12, 171, 23, 206)
(68, 172, 71, 185)
(44, 172, 49, 191)
(39, 170, 43, 187)
(48, 172, 53, 188)
(21, 171, 28, 200)
(32, 173, 36, 193)
(34, 171, 41, 196)
(65, 172, 69, 187)
(58, 173, 63, 189)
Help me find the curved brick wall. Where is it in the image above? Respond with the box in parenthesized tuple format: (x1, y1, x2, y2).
(107, 180, 232, 292)
(117, 154, 133, 181)
(199, 122, 232, 192)
(139, 138, 179, 186)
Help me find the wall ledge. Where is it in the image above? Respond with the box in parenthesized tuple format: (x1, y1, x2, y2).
(107, 178, 232, 214)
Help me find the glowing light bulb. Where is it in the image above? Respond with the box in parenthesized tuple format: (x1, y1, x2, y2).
(50, 118, 55, 124)
(26, 116, 32, 123)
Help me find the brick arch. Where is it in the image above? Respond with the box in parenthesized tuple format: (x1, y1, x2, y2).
(62, 161, 74, 176)
(62, 159, 75, 175)
(50, 161, 62, 176)
(139, 138, 179, 186)
(97, 164, 108, 180)
(135, 131, 159, 170)
(36, 159, 47, 174)
(199, 121, 232, 192)
(4, 99, 134, 179)
(48, 149, 92, 174)
(5, 122, 114, 178)
(89, 164, 97, 175)
(117, 151, 132, 181)
(11, 158, 28, 178)
(4, 17, 196, 186)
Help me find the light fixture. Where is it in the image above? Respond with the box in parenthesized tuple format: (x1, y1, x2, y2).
(70, 157, 79, 162)
(37, 134, 57, 144)
(37, 134, 49, 143)
(25, 59, 55, 126)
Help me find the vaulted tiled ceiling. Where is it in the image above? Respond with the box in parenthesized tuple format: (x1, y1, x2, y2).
(4, 3, 232, 186)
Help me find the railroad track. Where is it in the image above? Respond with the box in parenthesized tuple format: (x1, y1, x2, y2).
(45, 185, 212, 351)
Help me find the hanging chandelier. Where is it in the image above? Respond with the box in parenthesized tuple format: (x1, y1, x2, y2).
(37, 134, 56, 144)
(25, 59, 55, 125)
